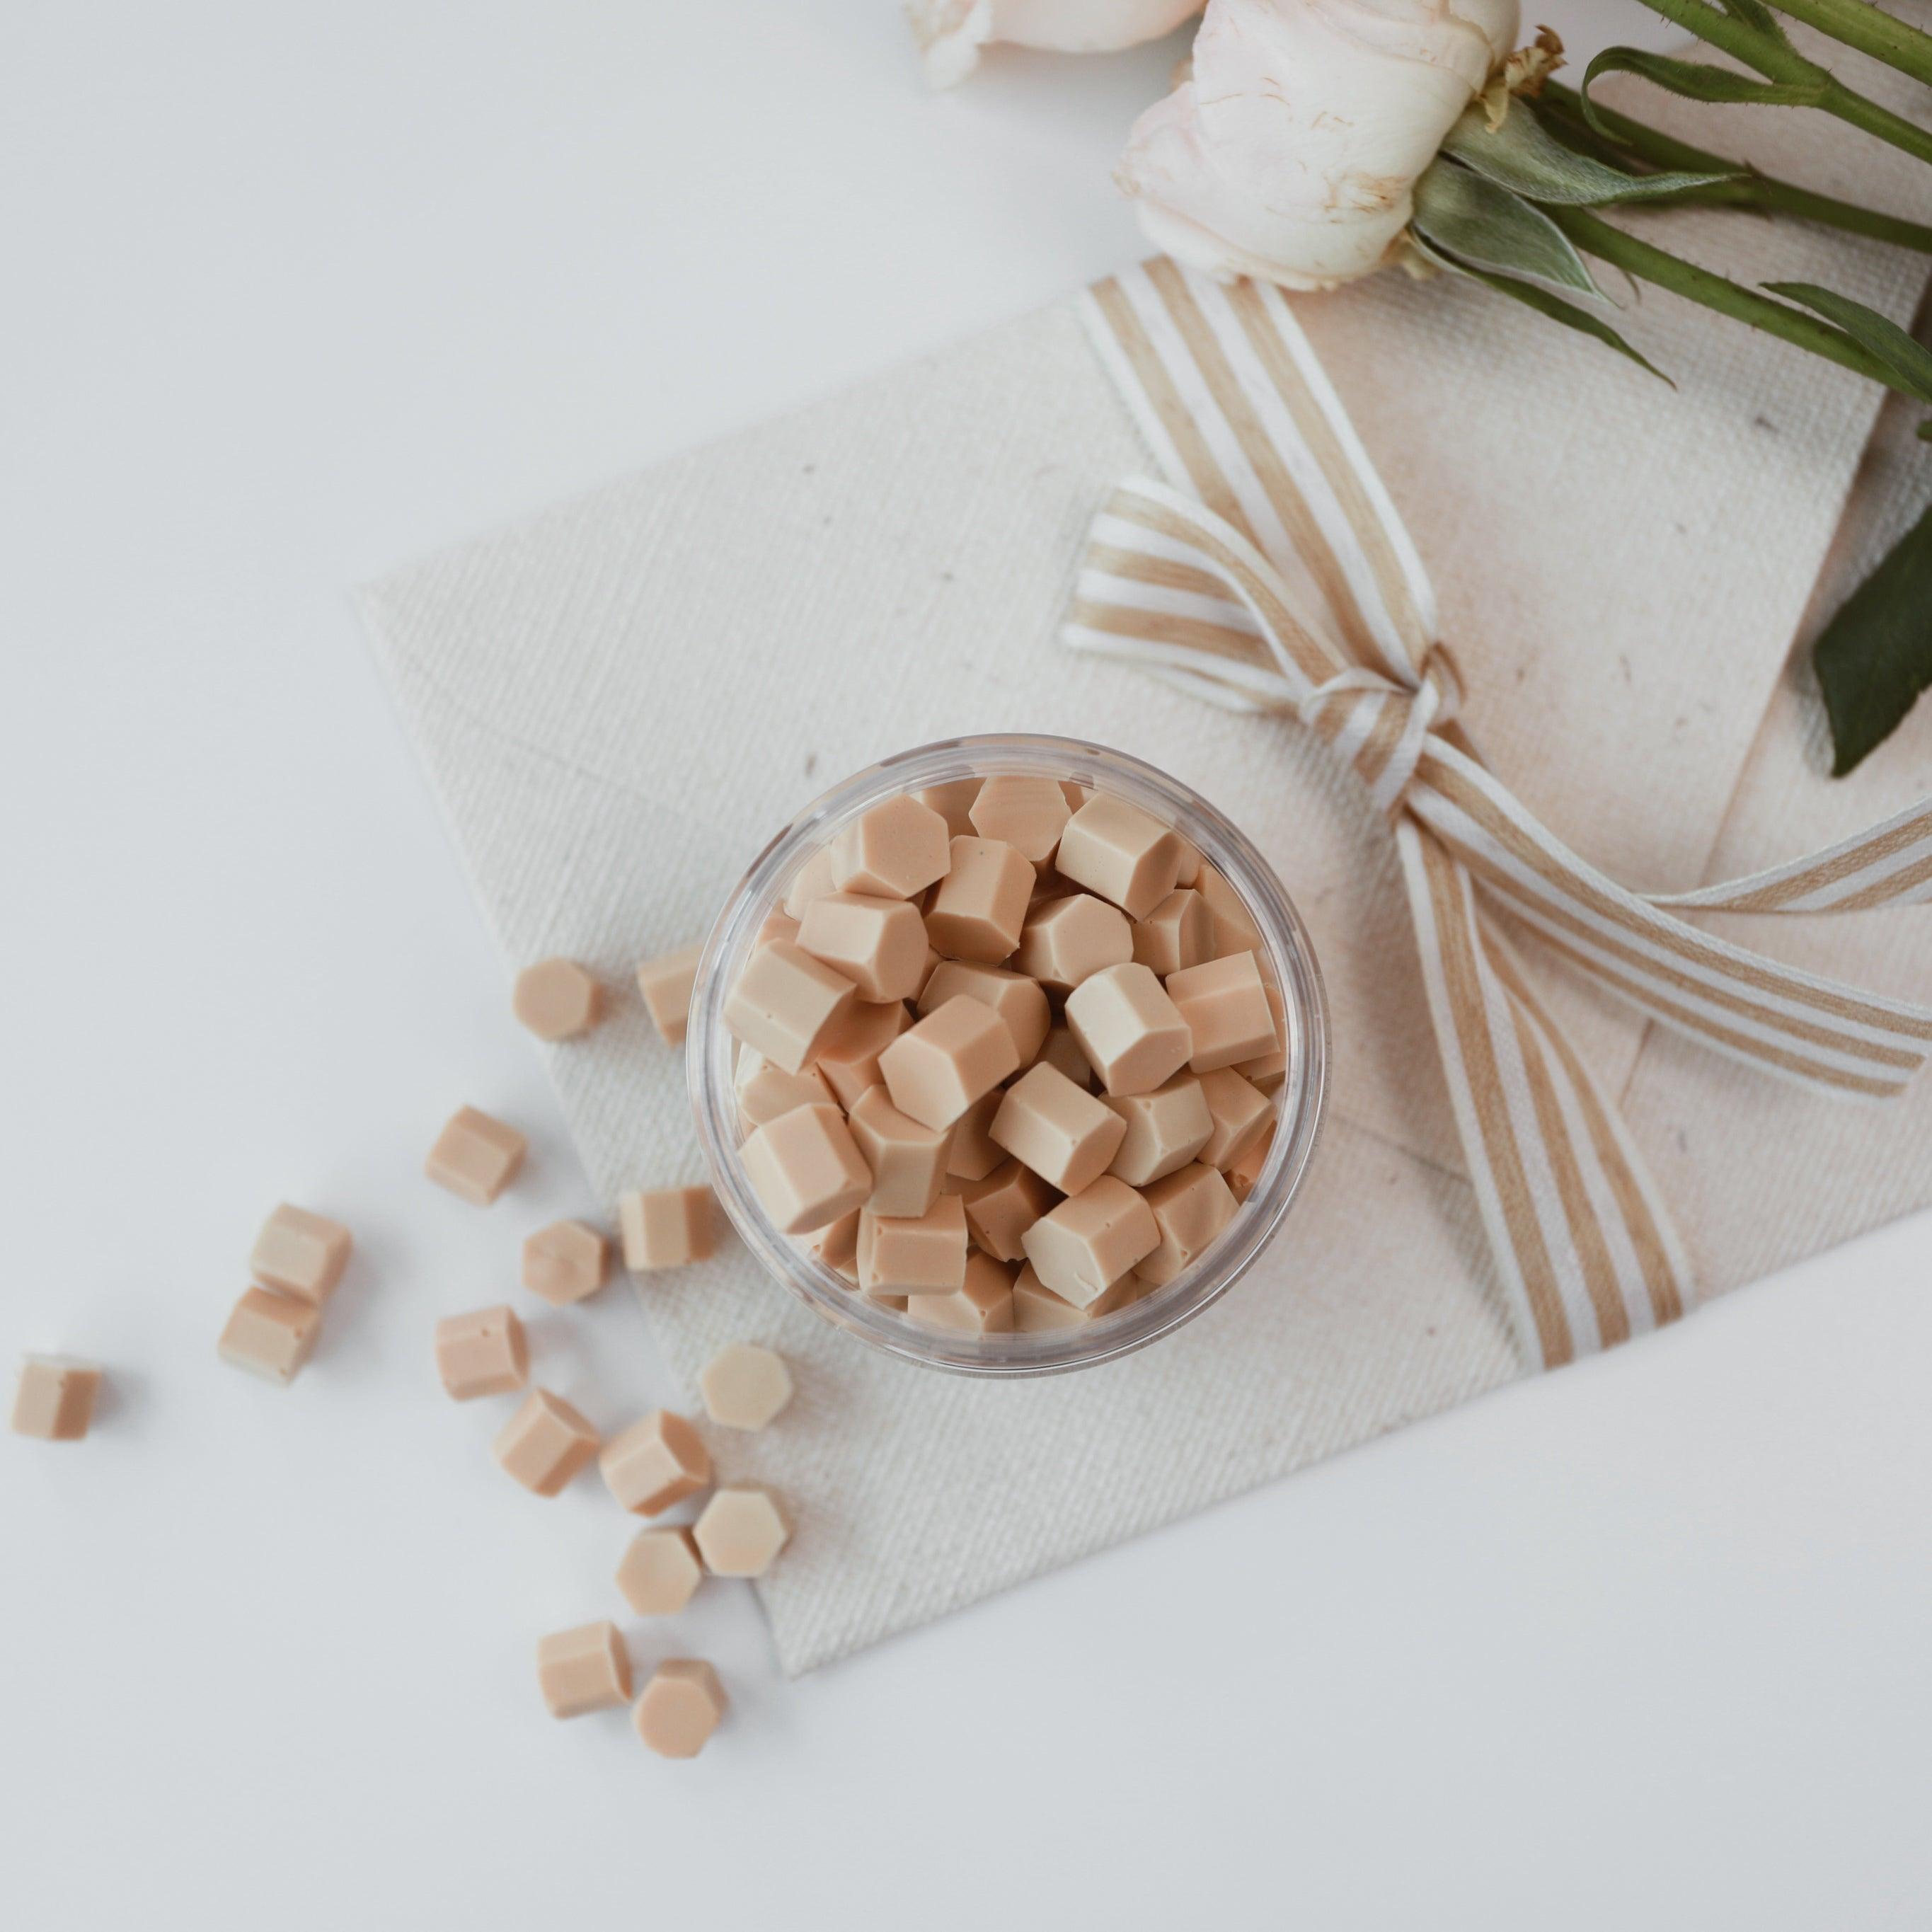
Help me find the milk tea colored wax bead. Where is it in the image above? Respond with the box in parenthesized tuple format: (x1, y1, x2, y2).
(219, 1288, 322, 1384)
(904, 1252, 1016, 1335)
(813, 997, 915, 1109)
(698, 1342, 793, 1431)
(1132, 888, 1214, 977)
(734, 1046, 834, 1132)
(795, 1207, 860, 1278)
(857, 1194, 969, 1295)
(600, 1410, 711, 1516)
(1020, 1176, 1159, 1308)
(919, 959, 1050, 1067)
(616, 1525, 705, 1616)
(425, 1105, 527, 1205)
(1038, 1025, 1094, 1091)
(619, 1187, 714, 1270)
(944, 1088, 1007, 1183)
(521, 1219, 609, 1304)
(990, 1062, 1127, 1195)
(1197, 1067, 1273, 1170)
(512, 958, 603, 1041)
(494, 1389, 601, 1496)
(1235, 982, 1288, 1093)
(722, 939, 856, 1075)
(636, 939, 704, 1045)
(536, 1621, 633, 1719)
(924, 837, 1034, 963)
(879, 995, 1019, 1132)
(798, 892, 928, 1003)
(11, 1357, 102, 1440)
(1136, 1163, 1239, 1286)
(249, 1204, 352, 1306)
(693, 1486, 791, 1577)
(967, 774, 1072, 864)
(434, 1304, 527, 1401)
(846, 1083, 952, 1219)
(740, 1103, 873, 1236)
(1055, 795, 1185, 920)
(633, 1660, 727, 1760)
(1064, 963, 1192, 1098)
(1166, 950, 1277, 1073)
(1103, 1073, 1214, 1187)
(961, 1158, 1059, 1265)
(781, 846, 838, 921)
(832, 793, 952, 900)
(1225, 1121, 1276, 1202)
(917, 777, 982, 838)
(1012, 1264, 1090, 1332)
(1194, 860, 1263, 959)
(1013, 893, 1133, 991)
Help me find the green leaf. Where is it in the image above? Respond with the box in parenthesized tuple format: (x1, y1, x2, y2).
(1711, 0, 1793, 47)
(1813, 499, 1932, 774)
(1410, 232, 1674, 384)
(1580, 47, 1829, 130)
(1412, 161, 1600, 296)
(1442, 100, 1737, 205)
(1764, 282, 1932, 404)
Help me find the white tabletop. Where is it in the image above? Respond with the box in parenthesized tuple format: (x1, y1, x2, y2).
(5, 4, 1928, 1926)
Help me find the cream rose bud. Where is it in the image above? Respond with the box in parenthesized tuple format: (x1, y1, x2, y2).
(1115, 0, 1521, 290)
(908, 0, 1206, 90)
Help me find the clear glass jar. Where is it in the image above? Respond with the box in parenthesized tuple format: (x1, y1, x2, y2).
(686, 735, 1328, 1377)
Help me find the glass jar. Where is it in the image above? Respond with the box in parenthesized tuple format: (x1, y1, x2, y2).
(687, 735, 1328, 1377)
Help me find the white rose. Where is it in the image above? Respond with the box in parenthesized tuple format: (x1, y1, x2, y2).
(908, 0, 1207, 90)
(1115, 0, 1521, 289)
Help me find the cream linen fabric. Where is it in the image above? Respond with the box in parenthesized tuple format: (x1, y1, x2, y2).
(359, 54, 1930, 1674)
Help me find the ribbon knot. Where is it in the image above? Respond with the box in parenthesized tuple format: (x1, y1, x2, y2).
(1062, 258, 1932, 1374)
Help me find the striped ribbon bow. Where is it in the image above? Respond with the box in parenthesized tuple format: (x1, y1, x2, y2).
(1063, 258, 1932, 1369)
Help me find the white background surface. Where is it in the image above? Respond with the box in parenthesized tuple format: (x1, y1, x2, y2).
(4, 4, 1929, 1926)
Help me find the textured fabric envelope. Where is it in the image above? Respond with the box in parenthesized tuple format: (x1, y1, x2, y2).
(360, 56, 1931, 1673)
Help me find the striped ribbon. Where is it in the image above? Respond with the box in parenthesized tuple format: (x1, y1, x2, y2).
(1063, 257, 1932, 1369)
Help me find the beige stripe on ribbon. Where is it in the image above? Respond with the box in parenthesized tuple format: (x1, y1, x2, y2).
(1066, 256, 1931, 1374)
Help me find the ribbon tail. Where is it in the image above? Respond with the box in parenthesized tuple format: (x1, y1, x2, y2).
(1396, 822, 1694, 1369)
(1646, 794, 1932, 914)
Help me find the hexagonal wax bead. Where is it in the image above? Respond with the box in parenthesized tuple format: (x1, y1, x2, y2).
(425, 1105, 527, 1205)
(944, 1088, 1006, 1183)
(1037, 1025, 1094, 1091)
(924, 837, 1035, 964)
(830, 793, 952, 901)
(1234, 981, 1288, 1093)
(797, 891, 928, 1004)
(794, 1207, 860, 1281)
(10, 1357, 103, 1441)
(878, 995, 1019, 1132)
(599, 1409, 711, 1516)
(904, 1251, 1016, 1335)
(1135, 1162, 1238, 1285)
(856, 1194, 969, 1296)
(960, 1158, 1059, 1264)
(615, 1524, 706, 1616)
(919, 959, 1050, 1068)
(781, 845, 839, 921)
(249, 1203, 352, 1307)
(967, 774, 1071, 864)
(698, 1342, 793, 1431)
(1019, 1175, 1158, 1308)
(536, 1620, 631, 1719)
(521, 1219, 610, 1304)
(734, 1045, 835, 1132)
(1103, 1072, 1213, 1187)
(740, 1103, 873, 1236)
(218, 1288, 322, 1385)
(812, 996, 915, 1110)
(493, 1388, 602, 1496)
(1193, 859, 1263, 958)
(1197, 1066, 1274, 1171)
(1131, 887, 1214, 977)
(635, 939, 703, 1046)
(1013, 893, 1133, 993)
(989, 1062, 1127, 1195)
(916, 777, 983, 838)
(512, 957, 604, 1041)
(1011, 1263, 1089, 1332)
(1054, 795, 1185, 919)
(722, 939, 856, 1075)
(1225, 1120, 1277, 1203)
(633, 1659, 728, 1759)
(619, 1187, 714, 1270)
(433, 1304, 528, 1401)
(1064, 964, 1192, 1098)
(846, 1083, 951, 1219)
(693, 1486, 792, 1577)
(1166, 950, 1277, 1074)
